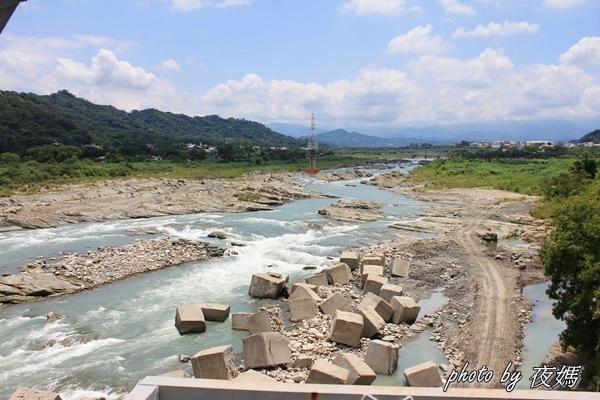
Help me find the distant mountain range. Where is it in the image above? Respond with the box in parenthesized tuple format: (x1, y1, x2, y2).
(268, 119, 600, 147)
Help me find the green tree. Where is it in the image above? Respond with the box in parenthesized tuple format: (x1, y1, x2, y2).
(540, 180, 600, 388)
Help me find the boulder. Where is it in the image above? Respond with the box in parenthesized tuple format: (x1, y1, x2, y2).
(363, 274, 388, 296)
(329, 310, 364, 347)
(332, 353, 376, 385)
(305, 273, 329, 287)
(191, 344, 237, 380)
(359, 292, 393, 322)
(231, 312, 251, 331)
(243, 332, 291, 369)
(247, 310, 273, 334)
(365, 340, 399, 375)
(319, 293, 349, 315)
(340, 251, 360, 271)
(288, 297, 318, 322)
(391, 258, 410, 277)
(46, 311, 62, 323)
(306, 359, 349, 384)
(248, 272, 289, 299)
(360, 265, 384, 286)
(0, 273, 80, 297)
(391, 296, 421, 324)
(287, 283, 320, 302)
(379, 283, 404, 304)
(9, 387, 62, 400)
(357, 305, 385, 338)
(175, 305, 206, 334)
(234, 369, 278, 383)
(323, 263, 352, 285)
(403, 361, 443, 387)
(198, 303, 230, 322)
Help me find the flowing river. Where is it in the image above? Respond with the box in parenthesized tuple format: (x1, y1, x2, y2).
(0, 165, 564, 399)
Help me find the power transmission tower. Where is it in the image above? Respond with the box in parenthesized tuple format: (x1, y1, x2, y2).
(305, 113, 319, 173)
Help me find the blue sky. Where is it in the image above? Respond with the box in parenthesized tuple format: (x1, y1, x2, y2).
(1, 0, 599, 131)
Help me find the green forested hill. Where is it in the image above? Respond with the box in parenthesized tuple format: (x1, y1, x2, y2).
(578, 128, 600, 144)
(0, 90, 302, 157)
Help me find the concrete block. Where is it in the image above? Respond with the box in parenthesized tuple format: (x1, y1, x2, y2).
(248, 272, 289, 299)
(247, 310, 273, 334)
(359, 292, 394, 322)
(293, 355, 314, 369)
(329, 310, 364, 347)
(319, 293, 349, 315)
(305, 272, 329, 287)
(306, 359, 349, 384)
(198, 302, 230, 322)
(191, 344, 237, 380)
(159, 370, 192, 378)
(340, 251, 360, 271)
(361, 265, 384, 286)
(391, 258, 410, 277)
(357, 305, 385, 338)
(403, 361, 443, 387)
(365, 339, 399, 375)
(362, 255, 384, 270)
(231, 312, 251, 330)
(379, 283, 404, 304)
(363, 274, 388, 296)
(243, 332, 291, 369)
(234, 369, 278, 383)
(288, 297, 318, 322)
(288, 283, 320, 302)
(332, 353, 376, 385)
(391, 296, 421, 325)
(323, 263, 352, 285)
(175, 305, 206, 334)
(284, 278, 306, 298)
(9, 387, 62, 400)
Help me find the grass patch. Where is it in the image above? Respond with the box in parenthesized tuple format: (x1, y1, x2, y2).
(237, 192, 261, 202)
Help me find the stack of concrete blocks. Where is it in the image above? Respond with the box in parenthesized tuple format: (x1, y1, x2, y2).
(231, 312, 251, 331)
(390, 296, 421, 325)
(242, 332, 292, 369)
(306, 359, 349, 384)
(391, 258, 410, 277)
(329, 310, 364, 347)
(340, 251, 360, 271)
(323, 263, 353, 285)
(198, 303, 230, 322)
(365, 339, 399, 375)
(175, 305, 206, 334)
(287, 283, 320, 322)
(9, 387, 62, 400)
(191, 344, 238, 380)
(247, 310, 273, 334)
(305, 272, 329, 287)
(332, 353, 376, 385)
(360, 292, 394, 322)
(233, 369, 278, 383)
(403, 361, 443, 387)
(248, 272, 289, 299)
(319, 292, 349, 315)
(379, 283, 404, 303)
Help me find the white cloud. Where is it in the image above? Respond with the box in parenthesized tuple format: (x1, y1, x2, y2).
(452, 20, 539, 38)
(559, 36, 600, 67)
(170, 0, 251, 11)
(387, 25, 452, 54)
(542, 0, 589, 9)
(338, 0, 407, 16)
(439, 0, 477, 15)
(158, 59, 181, 71)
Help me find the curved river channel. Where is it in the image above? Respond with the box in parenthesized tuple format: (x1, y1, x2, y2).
(0, 165, 562, 399)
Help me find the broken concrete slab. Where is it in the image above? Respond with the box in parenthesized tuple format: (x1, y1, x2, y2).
(198, 302, 230, 322)
(391, 296, 421, 325)
(403, 361, 443, 387)
(191, 344, 237, 380)
(340, 251, 360, 271)
(391, 258, 410, 277)
(248, 272, 289, 299)
(332, 353, 376, 385)
(175, 305, 206, 334)
(306, 359, 349, 384)
(365, 339, 399, 375)
(319, 292, 349, 315)
(329, 310, 364, 347)
(242, 332, 291, 369)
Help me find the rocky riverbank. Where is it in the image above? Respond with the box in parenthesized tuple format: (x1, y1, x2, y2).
(0, 238, 224, 305)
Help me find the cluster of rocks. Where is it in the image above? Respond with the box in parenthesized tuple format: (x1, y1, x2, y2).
(171, 250, 445, 388)
(317, 199, 385, 223)
(0, 239, 224, 304)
